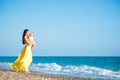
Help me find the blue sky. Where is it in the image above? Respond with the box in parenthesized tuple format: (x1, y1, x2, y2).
(0, 0, 120, 56)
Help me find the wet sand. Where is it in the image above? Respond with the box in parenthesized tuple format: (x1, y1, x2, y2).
(0, 68, 110, 80)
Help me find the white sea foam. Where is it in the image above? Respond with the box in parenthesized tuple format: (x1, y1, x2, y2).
(0, 62, 12, 69)
(0, 62, 120, 80)
(30, 63, 120, 79)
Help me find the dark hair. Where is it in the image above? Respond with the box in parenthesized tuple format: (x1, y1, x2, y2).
(22, 29, 29, 44)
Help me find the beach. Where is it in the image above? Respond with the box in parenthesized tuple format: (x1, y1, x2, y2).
(0, 57, 120, 80)
(0, 68, 108, 80)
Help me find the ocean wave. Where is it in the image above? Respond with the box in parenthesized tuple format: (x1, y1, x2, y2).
(0, 62, 12, 69)
(0, 62, 120, 79)
(30, 63, 120, 79)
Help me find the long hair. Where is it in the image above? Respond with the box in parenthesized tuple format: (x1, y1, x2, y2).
(22, 29, 29, 44)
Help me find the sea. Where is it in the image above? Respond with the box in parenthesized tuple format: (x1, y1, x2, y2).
(0, 56, 120, 80)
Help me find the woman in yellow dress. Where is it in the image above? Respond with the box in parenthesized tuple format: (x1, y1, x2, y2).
(11, 29, 35, 72)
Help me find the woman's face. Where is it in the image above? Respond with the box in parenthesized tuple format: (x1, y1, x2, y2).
(25, 31, 31, 36)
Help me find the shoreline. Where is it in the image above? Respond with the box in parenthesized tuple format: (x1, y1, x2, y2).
(0, 68, 110, 80)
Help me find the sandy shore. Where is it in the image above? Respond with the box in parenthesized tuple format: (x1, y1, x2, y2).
(0, 68, 110, 80)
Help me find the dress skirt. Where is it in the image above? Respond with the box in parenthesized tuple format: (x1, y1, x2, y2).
(11, 44, 32, 72)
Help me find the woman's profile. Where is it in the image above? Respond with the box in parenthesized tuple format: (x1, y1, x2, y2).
(11, 29, 35, 72)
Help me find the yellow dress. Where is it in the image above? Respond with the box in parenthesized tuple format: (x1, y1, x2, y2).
(11, 44, 32, 72)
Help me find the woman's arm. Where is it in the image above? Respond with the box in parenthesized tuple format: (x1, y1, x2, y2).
(31, 34, 35, 51)
(31, 41, 35, 51)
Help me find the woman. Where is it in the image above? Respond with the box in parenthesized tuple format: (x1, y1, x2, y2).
(11, 29, 35, 72)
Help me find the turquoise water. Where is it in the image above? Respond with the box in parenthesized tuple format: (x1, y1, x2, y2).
(0, 56, 120, 79)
